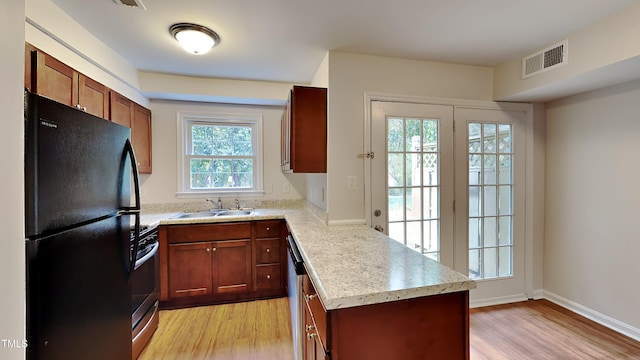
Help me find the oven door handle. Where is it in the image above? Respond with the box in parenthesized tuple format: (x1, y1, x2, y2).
(135, 241, 159, 270)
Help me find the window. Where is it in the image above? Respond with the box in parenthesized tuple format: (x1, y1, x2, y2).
(178, 112, 263, 196)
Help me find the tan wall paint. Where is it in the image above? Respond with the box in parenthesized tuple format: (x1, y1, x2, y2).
(494, 2, 640, 102)
(141, 100, 305, 206)
(326, 52, 494, 223)
(25, 0, 147, 105)
(545, 79, 640, 333)
(1, 0, 27, 358)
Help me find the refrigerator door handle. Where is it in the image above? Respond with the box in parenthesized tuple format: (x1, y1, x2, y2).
(121, 138, 141, 280)
(128, 212, 141, 280)
(122, 138, 141, 212)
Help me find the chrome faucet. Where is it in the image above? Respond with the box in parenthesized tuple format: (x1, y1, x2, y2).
(206, 197, 224, 210)
(234, 199, 240, 210)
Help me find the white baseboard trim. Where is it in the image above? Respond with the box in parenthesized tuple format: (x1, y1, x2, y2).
(470, 294, 528, 309)
(543, 290, 640, 342)
(530, 288, 544, 300)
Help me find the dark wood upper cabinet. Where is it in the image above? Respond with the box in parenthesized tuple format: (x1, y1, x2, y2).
(30, 48, 109, 119)
(281, 85, 327, 173)
(31, 49, 78, 107)
(79, 74, 110, 119)
(110, 91, 134, 128)
(109, 92, 153, 174)
(25, 43, 153, 174)
(133, 104, 153, 174)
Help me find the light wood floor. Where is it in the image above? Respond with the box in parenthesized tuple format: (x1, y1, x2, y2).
(470, 300, 640, 359)
(139, 298, 640, 360)
(138, 298, 293, 360)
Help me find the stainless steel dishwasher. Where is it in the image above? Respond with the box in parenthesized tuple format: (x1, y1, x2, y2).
(286, 234, 305, 360)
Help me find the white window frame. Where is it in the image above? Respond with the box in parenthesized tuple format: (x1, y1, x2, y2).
(177, 111, 264, 197)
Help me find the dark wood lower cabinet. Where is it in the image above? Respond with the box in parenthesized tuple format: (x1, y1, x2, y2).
(212, 239, 252, 294)
(168, 242, 213, 298)
(303, 272, 470, 360)
(159, 220, 286, 309)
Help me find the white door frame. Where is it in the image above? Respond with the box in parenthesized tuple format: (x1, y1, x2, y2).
(363, 92, 537, 306)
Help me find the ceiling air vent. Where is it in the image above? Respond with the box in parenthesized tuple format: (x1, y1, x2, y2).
(112, 0, 146, 9)
(522, 40, 568, 79)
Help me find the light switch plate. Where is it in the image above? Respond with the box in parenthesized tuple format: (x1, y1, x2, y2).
(347, 176, 357, 191)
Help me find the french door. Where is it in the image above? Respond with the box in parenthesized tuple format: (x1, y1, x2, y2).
(369, 100, 526, 303)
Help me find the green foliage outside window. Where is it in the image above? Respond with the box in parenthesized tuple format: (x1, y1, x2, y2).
(189, 124, 254, 189)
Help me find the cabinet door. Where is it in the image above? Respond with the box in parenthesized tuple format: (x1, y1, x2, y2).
(78, 74, 110, 119)
(168, 242, 213, 298)
(32, 50, 78, 107)
(283, 86, 327, 173)
(109, 91, 134, 128)
(212, 239, 252, 294)
(133, 104, 152, 174)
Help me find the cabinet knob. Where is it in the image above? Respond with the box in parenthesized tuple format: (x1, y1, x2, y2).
(305, 294, 317, 301)
(306, 325, 315, 332)
(307, 332, 317, 340)
(212, 247, 217, 252)
(266, 227, 270, 231)
(206, 248, 210, 252)
(266, 248, 270, 253)
(266, 274, 271, 280)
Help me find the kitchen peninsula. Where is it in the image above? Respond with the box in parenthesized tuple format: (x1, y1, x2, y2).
(145, 207, 476, 360)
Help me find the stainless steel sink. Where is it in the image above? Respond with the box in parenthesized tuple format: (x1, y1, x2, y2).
(175, 209, 253, 219)
(214, 209, 253, 216)
(176, 211, 219, 219)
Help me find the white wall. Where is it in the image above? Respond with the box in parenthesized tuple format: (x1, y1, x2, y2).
(140, 100, 306, 207)
(325, 52, 494, 223)
(25, 0, 147, 105)
(494, 2, 640, 102)
(304, 53, 330, 212)
(545, 79, 640, 336)
(1, 0, 27, 358)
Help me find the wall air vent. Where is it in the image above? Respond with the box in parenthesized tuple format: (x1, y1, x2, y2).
(522, 40, 568, 79)
(112, 0, 146, 9)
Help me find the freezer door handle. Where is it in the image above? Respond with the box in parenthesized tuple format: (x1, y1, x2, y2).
(122, 138, 141, 212)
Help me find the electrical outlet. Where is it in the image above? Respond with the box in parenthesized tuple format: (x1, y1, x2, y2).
(347, 176, 357, 191)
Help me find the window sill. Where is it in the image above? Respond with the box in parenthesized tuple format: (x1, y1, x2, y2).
(175, 190, 266, 199)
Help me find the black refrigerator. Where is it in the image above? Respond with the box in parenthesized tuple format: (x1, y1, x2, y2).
(24, 91, 141, 360)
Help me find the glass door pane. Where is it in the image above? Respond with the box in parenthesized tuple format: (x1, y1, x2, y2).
(468, 122, 513, 279)
(387, 117, 440, 261)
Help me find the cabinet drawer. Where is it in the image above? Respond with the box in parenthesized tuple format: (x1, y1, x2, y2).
(303, 274, 328, 351)
(255, 220, 281, 238)
(256, 264, 281, 290)
(168, 222, 252, 243)
(256, 239, 280, 264)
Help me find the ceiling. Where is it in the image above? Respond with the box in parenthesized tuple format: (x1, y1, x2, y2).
(49, 0, 635, 85)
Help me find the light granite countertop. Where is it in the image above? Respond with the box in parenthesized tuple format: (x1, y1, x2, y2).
(142, 208, 475, 311)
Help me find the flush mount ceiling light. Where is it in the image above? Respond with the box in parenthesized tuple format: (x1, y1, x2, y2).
(170, 23, 220, 55)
